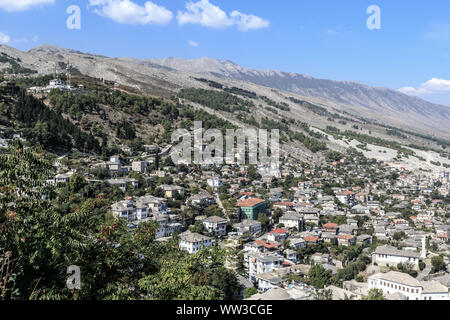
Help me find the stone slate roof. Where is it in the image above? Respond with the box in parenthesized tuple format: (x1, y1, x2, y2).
(370, 271, 422, 287)
(374, 245, 421, 258)
(179, 231, 211, 243)
(420, 280, 448, 293)
(434, 274, 450, 288)
(246, 287, 293, 300)
(204, 216, 227, 223)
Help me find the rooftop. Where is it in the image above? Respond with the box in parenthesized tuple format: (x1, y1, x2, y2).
(370, 271, 422, 287)
(374, 245, 421, 258)
(236, 198, 266, 207)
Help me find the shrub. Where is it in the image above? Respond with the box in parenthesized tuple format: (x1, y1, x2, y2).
(419, 261, 426, 271)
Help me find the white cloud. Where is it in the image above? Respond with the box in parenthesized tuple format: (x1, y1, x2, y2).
(325, 27, 352, 36)
(188, 40, 199, 47)
(0, 32, 10, 44)
(230, 11, 269, 31)
(399, 78, 450, 96)
(177, 0, 233, 28)
(89, 0, 173, 25)
(177, 0, 269, 31)
(0, 0, 54, 12)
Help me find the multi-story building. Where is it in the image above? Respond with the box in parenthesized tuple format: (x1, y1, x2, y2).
(236, 198, 267, 220)
(245, 252, 284, 282)
(202, 216, 228, 236)
(131, 161, 148, 173)
(279, 212, 304, 230)
(179, 231, 213, 254)
(372, 245, 422, 269)
(368, 271, 449, 300)
(336, 190, 355, 205)
(207, 176, 223, 188)
(111, 199, 137, 221)
(111, 195, 168, 222)
(234, 219, 262, 236)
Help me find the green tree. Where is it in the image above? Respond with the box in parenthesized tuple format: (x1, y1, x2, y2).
(362, 288, 385, 300)
(0, 141, 88, 299)
(309, 288, 333, 300)
(257, 213, 270, 231)
(69, 174, 87, 193)
(244, 287, 258, 299)
(308, 264, 332, 289)
(419, 261, 426, 271)
(431, 256, 445, 273)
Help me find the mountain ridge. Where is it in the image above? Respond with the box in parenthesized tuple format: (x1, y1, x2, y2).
(1, 43, 449, 137)
(143, 55, 450, 135)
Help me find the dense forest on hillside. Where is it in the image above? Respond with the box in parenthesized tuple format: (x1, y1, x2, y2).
(178, 88, 254, 113)
(0, 83, 101, 153)
(0, 75, 245, 156)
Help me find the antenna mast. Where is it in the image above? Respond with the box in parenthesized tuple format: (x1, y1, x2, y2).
(114, 64, 119, 90)
(66, 60, 71, 87)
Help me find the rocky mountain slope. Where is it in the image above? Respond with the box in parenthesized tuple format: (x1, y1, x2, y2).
(145, 57, 450, 136)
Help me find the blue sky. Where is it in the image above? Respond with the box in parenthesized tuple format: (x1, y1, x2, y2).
(0, 0, 450, 106)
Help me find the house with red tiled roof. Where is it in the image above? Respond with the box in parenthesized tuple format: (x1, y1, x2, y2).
(254, 240, 280, 251)
(303, 236, 320, 245)
(267, 228, 288, 242)
(273, 202, 296, 210)
(435, 233, 449, 241)
(337, 234, 356, 246)
(322, 223, 339, 232)
(233, 191, 255, 200)
(336, 190, 355, 205)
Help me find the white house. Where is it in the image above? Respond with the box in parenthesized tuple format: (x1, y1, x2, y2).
(187, 193, 215, 207)
(54, 171, 74, 184)
(111, 199, 136, 222)
(179, 231, 213, 254)
(254, 269, 290, 292)
(336, 190, 355, 205)
(106, 155, 122, 173)
(279, 212, 304, 230)
(243, 242, 264, 253)
(107, 178, 139, 192)
(136, 195, 168, 214)
(267, 228, 289, 242)
(111, 195, 168, 223)
(234, 220, 262, 236)
(245, 252, 284, 282)
(131, 161, 148, 173)
(368, 271, 449, 300)
(207, 176, 223, 188)
(202, 216, 228, 236)
(372, 245, 422, 269)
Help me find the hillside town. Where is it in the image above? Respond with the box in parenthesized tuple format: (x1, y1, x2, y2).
(8, 125, 446, 301)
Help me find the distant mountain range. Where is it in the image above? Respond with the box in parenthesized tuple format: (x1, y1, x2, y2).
(145, 57, 450, 135)
(1, 44, 449, 137)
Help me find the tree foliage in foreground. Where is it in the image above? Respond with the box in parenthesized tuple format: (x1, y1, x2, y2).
(0, 141, 239, 300)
